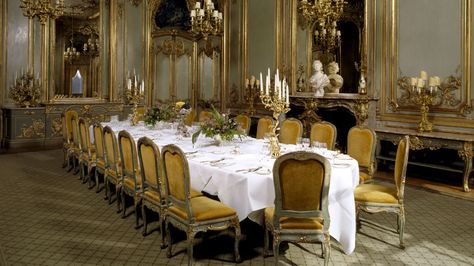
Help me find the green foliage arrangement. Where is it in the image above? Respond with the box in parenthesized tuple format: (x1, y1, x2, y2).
(192, 106, 243, 144)
(143, 103, 178, 126)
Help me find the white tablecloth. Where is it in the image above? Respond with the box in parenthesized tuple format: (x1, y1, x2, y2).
(103, 121, 359, 254)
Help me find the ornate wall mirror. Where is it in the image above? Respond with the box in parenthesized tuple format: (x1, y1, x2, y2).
(299, 0, 366, 93)
(52, 0, 101, 100)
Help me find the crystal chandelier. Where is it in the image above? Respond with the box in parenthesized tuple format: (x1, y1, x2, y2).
(189, 0, 223, 40)
(298, 0, 346, 53)
(64, 12, 80, 63)
(83, 37, 100, 57)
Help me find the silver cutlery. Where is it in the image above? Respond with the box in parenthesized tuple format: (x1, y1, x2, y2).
(236, 166, 262, 173)
(200, 158, 225, 164)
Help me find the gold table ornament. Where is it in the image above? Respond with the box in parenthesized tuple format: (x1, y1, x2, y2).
(9, 68, 41, 108)
(125, 71, 144, 126)
(244, 76, 260, 116)
(407, 71, 441, 132)
(259, 69, 291, 158)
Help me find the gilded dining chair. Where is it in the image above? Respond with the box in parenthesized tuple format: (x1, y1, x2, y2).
(93, 123, 106, 192)
(64, 109, 79, 172)
(279, 118, 303, 144)
(61, 113, 69, 168)
(264, 151, 331, 266)
(235, 114, 251, 135)
(347, 126, 377, 183)
(103, 126, 122, 212)
(118, 130, 142, 228)
(184, 109, 197, 126)
(78, 118, 96, 187)
(256, 116, 273, 139)
(354, 135, 410, 248)
(198, 110, 213, 122)
(70, 115, 81, 175)
(310, 121, 337, 150)
(137, 137, 166, 247)
(161, 144, 241, 265)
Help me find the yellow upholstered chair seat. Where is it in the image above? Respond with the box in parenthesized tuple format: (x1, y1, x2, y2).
(359, 172, 371, 183)
(96, 158, 106, 169)
(199, 110, 213, 122)
(143, 190, 161, 203)
(310, 122, 337, 150)
(235, 114, 251, 135)
(279, 118, 303, 145)
(123, 172, 142, 189)
(105, 167, 122, 178)
(264, 207, 323, 230)
(169, 196, 236, 222)
(355, 184, 399, 204)
(185, 109, 197, 126)
(256, 116, 273, 139)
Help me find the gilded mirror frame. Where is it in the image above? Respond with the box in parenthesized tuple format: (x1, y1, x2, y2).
(383, 0, 472, 125)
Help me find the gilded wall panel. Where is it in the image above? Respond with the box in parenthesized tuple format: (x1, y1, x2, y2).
(378, 0, 473, 130)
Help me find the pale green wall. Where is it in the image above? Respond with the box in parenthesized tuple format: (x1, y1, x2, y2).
(5, 0, 28, 105)
(247, 0, 275, 75)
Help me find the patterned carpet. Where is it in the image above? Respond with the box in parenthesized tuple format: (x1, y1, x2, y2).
(0, 149, 473, 265)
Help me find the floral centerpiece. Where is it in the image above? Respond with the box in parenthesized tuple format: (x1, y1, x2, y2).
(175, 101, 192, 137)
(143, 103, 178, 127)
(192, 106, 243, 145)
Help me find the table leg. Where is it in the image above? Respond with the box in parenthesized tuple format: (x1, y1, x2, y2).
(458, 142, 473, 192)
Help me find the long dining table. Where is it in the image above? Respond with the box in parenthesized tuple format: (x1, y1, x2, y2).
(102, 120, 360, 255)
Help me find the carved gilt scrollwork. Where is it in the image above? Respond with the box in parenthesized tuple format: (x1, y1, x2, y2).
(408, 136, 443, 151)
(155, 39, 190, 57)
(18, 119, 45, 138)
(200, 40, 221, 58)
(354, 99, 369, 126)
(51, 118, 63, 137)
(129, 0, 143, 6)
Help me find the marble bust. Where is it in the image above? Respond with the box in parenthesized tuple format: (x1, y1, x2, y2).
(309, 60, 329, 97)
(326, 62, 343, 93)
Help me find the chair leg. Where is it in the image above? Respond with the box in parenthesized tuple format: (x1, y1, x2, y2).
(95, 169, 101, 193)
(323, 233, 331, 266)
(356, 205, 361, 231)
(142, 203, 147, 236)
(121, 190, 126, 218)
(399, 207, 405, 249)
(116, 185, 121, 212)
(104, 177, 109, 200)
(273, 234, 280, 265)
(62, 149, 68, 168)
(187, 230, 195, 266)
(134, 199, 141, 229)
(160, 212, 166, 249)
(88, 166, 95, 189)
(233, 219, 241, 263)
(166, 220, 172, 258)
(263, 223, 270, 257)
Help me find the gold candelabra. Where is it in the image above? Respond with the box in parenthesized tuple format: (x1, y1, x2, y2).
(299, 0, 345, 53)
(244, 76, 260, 116)
(125, 71, 144, 126)
(189, 0, 223, 40)
(83, 37, 100, 57)
(9, 68, 41, 108)
(408, 71, 441, 132)
(259, 69, 291, 158)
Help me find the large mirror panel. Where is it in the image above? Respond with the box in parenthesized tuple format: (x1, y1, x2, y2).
(53, 0, 101, 99)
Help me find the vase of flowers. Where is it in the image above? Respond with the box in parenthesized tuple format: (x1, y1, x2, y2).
(143, 103, 178, 128)
(192, 106, 243, 145)
(175, 101, 192, 137)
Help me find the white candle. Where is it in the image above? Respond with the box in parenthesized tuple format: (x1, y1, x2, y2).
(420, 70, 428, 81)
(260, 73, 263, 93)
(417, 78, 424, 88)
(286, 84, 289, 104)
(428, 77, 436, 87)
(141, 80, 144, 93)
(128, 79, 131, 90)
